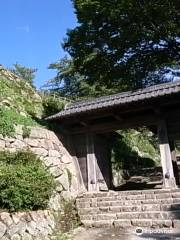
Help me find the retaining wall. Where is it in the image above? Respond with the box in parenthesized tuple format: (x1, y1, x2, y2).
(0, 125, 79, 239)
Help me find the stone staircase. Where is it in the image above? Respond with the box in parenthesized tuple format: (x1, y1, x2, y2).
(76, 189, 180, 229)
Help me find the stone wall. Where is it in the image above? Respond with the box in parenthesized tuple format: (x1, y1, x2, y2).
(0, 210, 55, 240)
(0, 125, 79, 239)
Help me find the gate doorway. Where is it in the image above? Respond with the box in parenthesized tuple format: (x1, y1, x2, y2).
(47, 81, 180, 191)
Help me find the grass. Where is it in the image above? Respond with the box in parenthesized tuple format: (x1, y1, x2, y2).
(53, 233, 72, 240)
(0, 76, 43, 118)
(0, 107, 39, 137)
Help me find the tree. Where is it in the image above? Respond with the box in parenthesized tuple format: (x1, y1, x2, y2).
(62, 0, 180, 91)
(46, 56, 115, 98)
(47, 57, 84, 97)
(11, 63, 37, 88)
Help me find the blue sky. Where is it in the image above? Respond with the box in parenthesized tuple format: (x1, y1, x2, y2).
(0, 0, 77, 88)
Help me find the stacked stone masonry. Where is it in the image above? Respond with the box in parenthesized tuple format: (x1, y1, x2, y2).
(0, 126, 79, 239)
(0, 210, 55, 240)
(76, 189, 180, 229)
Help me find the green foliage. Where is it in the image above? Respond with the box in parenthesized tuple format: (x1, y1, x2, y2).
(42, 93, 68, 117)
(55, 199, 81, 233)
(0, 75, 43, 118)
(175, 141, 180, 155)
(46, 57, 115, 98)
(0, 107, 38, 137)
(47, 57, 82, 98)
(10, 63, 37, 88)
(62, 0, 179, 91)
(0, 150, 56, 211)
(22, 125, 31, 138)
(112, 128, 160, 171)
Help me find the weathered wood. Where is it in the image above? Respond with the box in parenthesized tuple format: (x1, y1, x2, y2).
(59, 104, 180, 136)
(70, 113, 157, 134)
(170, 141, 180, 186)
(66, 135, 86, 191)
(94, 134, 113, 191)
(157, 120, 177, 189)
(71, 134, 88, 190)
(86, 133, 97, 191)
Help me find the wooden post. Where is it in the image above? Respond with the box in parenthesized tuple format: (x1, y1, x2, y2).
(86, 133, 97, 191)
(157, 120, 177, 189)
(170, 141, 180, 186)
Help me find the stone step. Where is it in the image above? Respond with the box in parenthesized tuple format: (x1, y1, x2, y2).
(80, 210, 180, 221)
(78, 189, 180, 199)
(82, 219, 180, 229)
(77, 197, 180, 208)
(78, 203, 180, 215)
(77, 189, 180, 229)
(77, 191, 180, 203)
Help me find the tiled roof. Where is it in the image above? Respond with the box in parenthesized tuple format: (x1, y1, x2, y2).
(46, 81, 180, 120)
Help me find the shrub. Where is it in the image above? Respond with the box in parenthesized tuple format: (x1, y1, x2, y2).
(0, 107, 38, 137)
(0, 150, 56, 211)
(42, 94, 68, 117)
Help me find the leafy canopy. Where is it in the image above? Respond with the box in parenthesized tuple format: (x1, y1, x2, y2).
(47, 57, 115, 98)
(10, 63, 37, 88)
(62, 0, 180, 92)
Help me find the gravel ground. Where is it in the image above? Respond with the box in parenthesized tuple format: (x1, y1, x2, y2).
(73, 227, 180, 240)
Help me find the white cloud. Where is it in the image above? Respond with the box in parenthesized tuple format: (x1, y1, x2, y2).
(16, 25, 30, 33)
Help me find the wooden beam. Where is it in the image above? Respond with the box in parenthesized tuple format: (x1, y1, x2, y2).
(80, 121, 89, 127)
(157, 120, 177, 189)
(154, 108, 162, 116)
(113, 114, 123, 121)
(71, 113, 157, 134)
